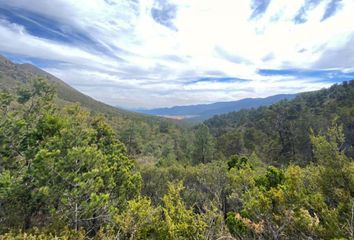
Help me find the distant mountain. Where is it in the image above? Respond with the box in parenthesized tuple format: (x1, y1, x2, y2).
(136, 94, 297, 121)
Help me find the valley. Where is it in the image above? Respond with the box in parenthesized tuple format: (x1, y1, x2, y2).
(1, 54, 354, 239)
(1, 1, 354, 239)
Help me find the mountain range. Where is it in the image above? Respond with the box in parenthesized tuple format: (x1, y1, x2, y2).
(1, 55, 297, 123)
(136, 94, 297, 121)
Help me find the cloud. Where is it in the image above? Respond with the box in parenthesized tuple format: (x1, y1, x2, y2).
(151, 0, 178, 30)
(0, 0, 353, 108)
(322, 0, 343, 21)
(313, 33, 354, 69)
(251, 0, 272, 19)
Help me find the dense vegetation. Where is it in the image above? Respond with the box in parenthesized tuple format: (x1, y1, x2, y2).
(206, 80, 354, 165)
(1, 78, 354, 239)
(0, 56, 192, 166)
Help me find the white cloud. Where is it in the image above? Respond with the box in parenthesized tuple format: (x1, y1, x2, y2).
(0, 0, 353, 108)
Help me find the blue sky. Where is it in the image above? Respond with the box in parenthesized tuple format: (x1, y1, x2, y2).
(0, 0, 353, 108)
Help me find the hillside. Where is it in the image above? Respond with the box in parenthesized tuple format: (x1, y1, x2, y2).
(0, 55, 197, 164)
(205, 80, 354, 165)
(136, 94, 297, 121)
(0, 55, 137, 118)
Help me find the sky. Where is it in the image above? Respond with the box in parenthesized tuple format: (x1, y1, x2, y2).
(0, 0, 354, 109)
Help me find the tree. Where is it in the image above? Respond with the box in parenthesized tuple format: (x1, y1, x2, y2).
(161, 181, 207, 240)
(227, 155, 250, 170)
(217, 130, 245, 158)
(0, 78, 55, 231)
(115, 197, 160, 239)
(309, 124, 354, 237)
(0, 79, 141, 234)
(192, 124, 215, 164)
(31, 107, 141, 234)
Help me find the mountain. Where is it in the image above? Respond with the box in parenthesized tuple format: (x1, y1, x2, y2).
(136, 94, 297, 121)
(0, 55, 194, 165)
(0, 55, 141, 119)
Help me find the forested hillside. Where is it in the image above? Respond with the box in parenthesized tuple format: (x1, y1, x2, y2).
(0, 56, 194, 166)
(0, 55, 132, 117)
(206, 80, 354, 166)
(1, 76, 354, 239)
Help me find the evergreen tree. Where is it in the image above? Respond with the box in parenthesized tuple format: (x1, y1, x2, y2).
(192, 124, 215, 164)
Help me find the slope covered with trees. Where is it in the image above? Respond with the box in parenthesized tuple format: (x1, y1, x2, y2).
(205, 80, 354, 165)
(0, 55, 194, 166)
(0, 55, 132, 117)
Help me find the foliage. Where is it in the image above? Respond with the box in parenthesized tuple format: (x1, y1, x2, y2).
(115, 197, 160, 239)
(2, 78, 354, 239)
(192, 124, 215, 164)
(161, 182, 207, 240)
(227, 155, 250, 170)
(0, 79, 141, 235)
(206, 80, 354, 164)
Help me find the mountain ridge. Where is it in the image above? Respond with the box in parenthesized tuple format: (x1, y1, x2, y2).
(0, 55, 142, 119)
(136, 94, 297, 121)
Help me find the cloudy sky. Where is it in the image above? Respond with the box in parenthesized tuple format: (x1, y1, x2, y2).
(0, 0, 354, 109)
